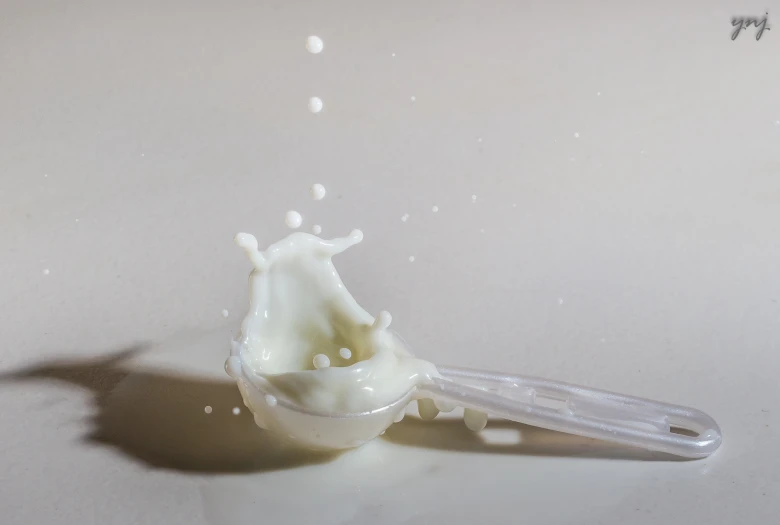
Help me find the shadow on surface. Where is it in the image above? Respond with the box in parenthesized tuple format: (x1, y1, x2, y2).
(383, 414, 687, 461)
(1, 346, 685, 474)
(0, 345, 338, 474)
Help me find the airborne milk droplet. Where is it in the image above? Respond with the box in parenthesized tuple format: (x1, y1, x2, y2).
(308, 97, 323, 113)
(285, 210, 302, 229)
(306, 35, 323, 54)
(313, 353, 331, 369)
(310, 183, 326, 200)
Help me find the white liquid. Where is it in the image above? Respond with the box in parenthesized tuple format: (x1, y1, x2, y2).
(417, 399, 439, 420)
(264, 394, 277, 407)
(410, 96, 416, 102)
(408, 256, 415, 262)
(339, 347, 352, 359)
(433, 399, 456, 412)
(42, 269, 50, 275)
(464, 409, 488, 431)
(285, 210, 303, 229)
(222, 309, 229, 318)
(308, 97, 323, 113)
(401, 214, 409, 222)
(226, 230, 439, 449)
(311, 224, 322, 235)
(471, 194, 477, 203)
(574, 132, 580, 138)
(306, 35, 323, 54)
(310, 183, 326, 200)
(232, 407, 241, 415)
(204, 406, 213, 414)
(431, 206, 439, 213)
(312, 354, 330, 369)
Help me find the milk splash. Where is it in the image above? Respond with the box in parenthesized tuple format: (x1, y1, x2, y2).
(225, 230, 440, 448)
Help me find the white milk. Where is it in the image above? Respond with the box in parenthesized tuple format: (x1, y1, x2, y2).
(225, 230, 441, 448)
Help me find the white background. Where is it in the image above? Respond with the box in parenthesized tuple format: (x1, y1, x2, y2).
(1, 1, 778, 523)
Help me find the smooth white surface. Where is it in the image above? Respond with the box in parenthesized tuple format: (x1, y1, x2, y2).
(1, 1, 779, 524)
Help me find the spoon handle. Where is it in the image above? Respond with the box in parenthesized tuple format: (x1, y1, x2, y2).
(417, 366, 721, 459)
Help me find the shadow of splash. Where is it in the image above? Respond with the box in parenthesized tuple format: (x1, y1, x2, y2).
(0, 345, 338, 474)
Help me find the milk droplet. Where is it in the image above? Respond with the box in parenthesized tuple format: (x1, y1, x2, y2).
(431, 205, 439, 212)
(434, 399, 457, 412)
(232, 407, 241, 415)
(408, 256, 415, 262)
(308, 97, 323, 113)
(312, 224, 322, 235)
(401, 213, 409, 222)
(597, 91, 601, 96)
(464, 409, 488, 432)
(306, 35, 323, 54)
(479, 228, 485, 233)
(339, 347, 352, 359)
(204, 406, 213, 414)
(313, 353, 330, 369)
(221, 309, 229, 318)
(42, 269, 50, 275)
(418, 398, 440, 420)
(264, 394, 277, 407)
(477, 137, 483, 143)
(574, 132, 580, 138)
(285, 210, 303, 229)
(558, 298, 564, 305)
(391, 53, 396, 57)
(471, 194, 477, 203)
(310, 183, 326, 200)
(410, 96, 416, 102)
(512, 203, 517, 208)
(394, 410, 405, 423)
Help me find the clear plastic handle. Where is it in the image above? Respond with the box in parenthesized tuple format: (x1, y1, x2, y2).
(417, 366, 721, 459)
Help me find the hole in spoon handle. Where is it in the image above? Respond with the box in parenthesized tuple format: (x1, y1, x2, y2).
(418, 367, 721, 459)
